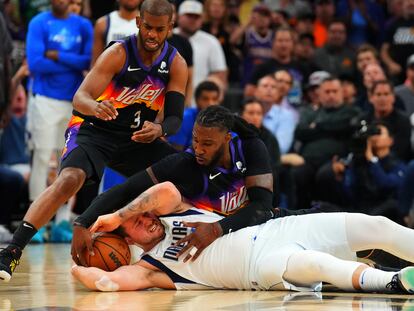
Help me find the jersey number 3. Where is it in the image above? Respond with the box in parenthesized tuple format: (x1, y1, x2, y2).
(130, 110, 141, 129)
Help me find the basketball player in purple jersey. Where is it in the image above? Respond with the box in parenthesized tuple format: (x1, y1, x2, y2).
(0, 0, 188, 282)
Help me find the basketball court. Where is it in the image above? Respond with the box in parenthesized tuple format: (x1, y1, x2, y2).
(0, 244, 413, 310)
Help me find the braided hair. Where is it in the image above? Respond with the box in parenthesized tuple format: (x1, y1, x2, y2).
(195, 105, 235, 132)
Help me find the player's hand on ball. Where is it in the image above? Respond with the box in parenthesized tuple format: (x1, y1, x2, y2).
(94, 98, 118, 121)
(71, 225, 94, 266)
(90, 213, 122, 233)
(175, 222, 223, 262)
(132, 121, 162, 143)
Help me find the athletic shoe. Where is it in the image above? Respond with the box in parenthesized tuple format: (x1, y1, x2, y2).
(386, 267, 414, 293)
(0, 246, 22, 282)
(50, 222, 73, 243)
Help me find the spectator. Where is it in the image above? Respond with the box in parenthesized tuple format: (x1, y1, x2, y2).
(274, 69, 298, 121)
(168, 80, 220, 151)
(395, 54, 414, 117)
(262, 0, 311, 19)
(25, 0, 93, 206)
(202, 0, 239, 84)
(292, 77, 361, 209)
(381, 0, 414, 84)
(336, 0, 384, 47)
(68, 0, 83, 14)
(354, 43, 381, 95)
(175, 0, 227, 101)
(313, 19, 355, 78)
(230, 4, 274, 86)
(313, 0, 335, 48)
(240, 97, 281, 204)
(302, 70, 331, 109)
(91, 0, 141, 65)
(256, 75, 296, 155)
(364, 80, 411, 162)
(295, 12, 315, 36)
(340, 76, 357, 105)
(316, 122, 406, 224)
(246, 26, 306, 107)
(355, 63, 387, 111)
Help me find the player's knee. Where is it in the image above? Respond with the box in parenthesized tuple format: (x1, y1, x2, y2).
(290, 250, 324, 276)
(53, 168, 85, 194)
(367, 215, 394, 245)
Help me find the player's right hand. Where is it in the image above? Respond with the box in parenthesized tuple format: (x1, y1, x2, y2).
(71, 225, 94, 266)
(94, 98, 118, 121)
(90, 213, 122, 233)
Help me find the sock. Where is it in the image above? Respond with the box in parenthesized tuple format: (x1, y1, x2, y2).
(359, 267, 395, 292)
(10, 221, 38, 250)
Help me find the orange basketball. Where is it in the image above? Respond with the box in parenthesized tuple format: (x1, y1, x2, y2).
(84, 233, 131, 271)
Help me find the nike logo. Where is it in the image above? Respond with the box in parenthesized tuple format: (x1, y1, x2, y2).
(127, 66, 141, 72)
(23, 223, 34, 229)
(209, 172, 221, 180)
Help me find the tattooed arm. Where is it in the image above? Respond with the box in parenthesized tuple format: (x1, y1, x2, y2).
(89, 181, 190, 233)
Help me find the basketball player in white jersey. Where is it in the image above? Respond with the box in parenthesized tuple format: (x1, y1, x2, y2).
(72, 182, 414, 294)
(92, 0, 142, 64)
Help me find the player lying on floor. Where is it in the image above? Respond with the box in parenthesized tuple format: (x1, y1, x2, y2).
(72, 182, 414, 293)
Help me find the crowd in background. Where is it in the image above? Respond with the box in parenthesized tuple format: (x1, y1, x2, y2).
(1, 0, 414, 242)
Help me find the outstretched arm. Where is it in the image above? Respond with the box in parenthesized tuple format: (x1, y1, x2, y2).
(71, 262, 174, 291)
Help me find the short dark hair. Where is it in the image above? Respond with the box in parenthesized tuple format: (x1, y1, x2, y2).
(195, 105, 234, 132)
(194, 81, 220, 101)
(320, 76, 340, 86)
(140, 0, 173, 21)
(240, 97, 263, 114)
(369, 80, 394, 95)
(356, 43, 379, 60)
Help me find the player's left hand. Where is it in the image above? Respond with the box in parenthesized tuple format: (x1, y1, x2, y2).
(131, 121, 163, 143)
(175, 222, 223, 262)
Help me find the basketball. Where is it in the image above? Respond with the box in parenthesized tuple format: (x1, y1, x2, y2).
(83, 233, 131, 271)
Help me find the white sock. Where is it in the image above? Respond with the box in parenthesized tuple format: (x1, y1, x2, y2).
(359, 267, 395, 292)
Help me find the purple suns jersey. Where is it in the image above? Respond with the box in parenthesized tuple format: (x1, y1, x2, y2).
(62, 35, 177, 158)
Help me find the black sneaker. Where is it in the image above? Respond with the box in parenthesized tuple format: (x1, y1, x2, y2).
(0, 246, 22, 282)
(386, 267, 414, 293)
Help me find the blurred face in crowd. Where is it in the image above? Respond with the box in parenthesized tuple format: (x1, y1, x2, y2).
(178, 13, 203, 36)
(403, 0, 414, 18)
(327, 22, 346, 48)
(119, 0, 141, 12)
(251, 11, 271, 34)
(51, 0, 70, 15)
(206, 0, 226, 21)
(241, 101, 264, 129)
(341, 80, 356, 105)
(196, 90, 220, 110)
(319, 79, 344, 108)
(273, 30, 294, 60)
(407, 64, 414, 86)
(137, 12, 172, 52)
(274, 70, 293, 98)
(255, 76, 279, 104)
(369, 125, 393, 153)
(363, 64, 386, 89)
(295, 19, 314, 35)
(315, 0, 335, 21)
(369, 83, 395, 117)
(357, 50, 379, 73)
(68, 0, 82, 14)
(295, 36, 315, 60)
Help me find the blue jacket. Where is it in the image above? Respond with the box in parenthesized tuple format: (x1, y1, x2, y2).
(26, 12, 93, 101)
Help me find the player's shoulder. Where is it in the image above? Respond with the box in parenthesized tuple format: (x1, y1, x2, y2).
(71, 14, 93, 28)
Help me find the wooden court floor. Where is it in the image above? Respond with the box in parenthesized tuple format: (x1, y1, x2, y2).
(0, 244, 413, 311)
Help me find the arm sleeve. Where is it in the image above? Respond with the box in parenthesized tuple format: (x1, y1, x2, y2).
(57, 19, 93, 71)
(218, 186, 274, 234)
(74, 170, 155, 227)
(242, 137, 273, 176)
(160, 91, 185, 136)
(26, 17, 72, 74)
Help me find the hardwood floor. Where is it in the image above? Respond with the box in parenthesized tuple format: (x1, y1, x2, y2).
(0, 244, 413, 310)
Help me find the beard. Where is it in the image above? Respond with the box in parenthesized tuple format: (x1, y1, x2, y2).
(206, 144, 225, 169)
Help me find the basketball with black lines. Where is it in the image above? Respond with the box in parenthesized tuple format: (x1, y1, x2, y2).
(84, 233, 131, 271)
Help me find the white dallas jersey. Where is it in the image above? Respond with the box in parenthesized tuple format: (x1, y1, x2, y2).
(141, 208, 260, 290)
(105, 11, 137, 45)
